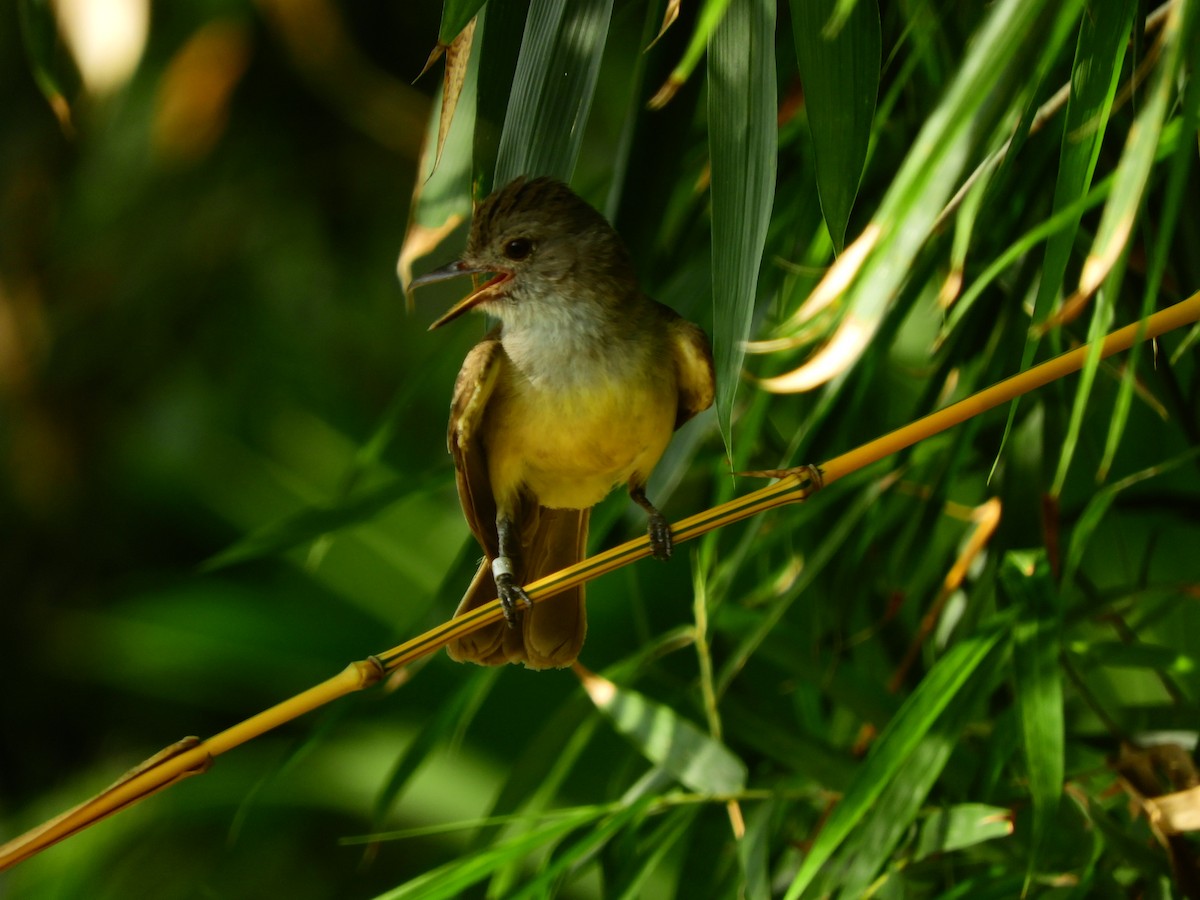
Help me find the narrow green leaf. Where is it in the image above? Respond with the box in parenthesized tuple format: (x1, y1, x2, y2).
(585, 675, 748, 795)
(791, 0, 880, 251)
(471, 0, 529, 193)
(914, 804, 1015, 860)
(817, 648, 1004, 899)
(1100, 15, 1200, 478)
(1049, 0, 1193, 496)
(612, 807, 699, 900)
(17, 0, 76, 126)
(1000, 550, 1063, 888)
(1031, 0, 1134, 329)
(1051, 264, 1118, 497)
(375, 806, 603, 900)
(199, 479, 420, 571)
(508, 796, 654, 900)
(1067, 640, 1197, 674)
(739, 798, 775, 900)
(708, 0, 777, 452)
(1074, 0, 1197, 303)
(438, 0, 488, 46)
(764, 0, 1086, 394)
(371, 669, 500, 822)
(783, 618, 1008, 898)
(493, 0, 614, 184)
(1065, 446, 1200, 586)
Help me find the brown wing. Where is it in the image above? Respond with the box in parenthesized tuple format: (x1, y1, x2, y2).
(648, 300, 715, 428)
(445, 332, 509, 664)
(447, 329, 504, 559)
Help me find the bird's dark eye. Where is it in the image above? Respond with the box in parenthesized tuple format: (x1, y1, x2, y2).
(503, 238, 534, 261)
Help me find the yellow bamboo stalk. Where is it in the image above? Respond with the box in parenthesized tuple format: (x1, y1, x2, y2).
(2, 290, 1196, 872)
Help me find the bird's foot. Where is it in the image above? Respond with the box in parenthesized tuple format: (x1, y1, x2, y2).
(494, 571, 533, 628)
(648, 511, 673, 561)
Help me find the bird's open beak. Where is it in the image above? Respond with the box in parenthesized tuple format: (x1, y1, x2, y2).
(410, 261, 512, 331)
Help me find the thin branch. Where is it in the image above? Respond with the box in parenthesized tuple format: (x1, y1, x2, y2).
(2, 290, 1198, 872)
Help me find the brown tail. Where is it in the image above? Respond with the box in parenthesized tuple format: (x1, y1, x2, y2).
(446, 507, 589, 669)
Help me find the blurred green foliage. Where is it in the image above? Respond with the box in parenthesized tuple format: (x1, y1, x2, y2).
(2, 0, 1199, 898)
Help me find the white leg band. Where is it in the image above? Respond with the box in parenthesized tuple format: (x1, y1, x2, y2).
(492, 556, 515, 580)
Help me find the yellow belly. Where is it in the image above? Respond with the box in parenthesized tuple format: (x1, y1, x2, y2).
(484, 366, 676, 511)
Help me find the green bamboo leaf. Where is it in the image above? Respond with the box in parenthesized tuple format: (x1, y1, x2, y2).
(438, 0, 488, 46)
(814, 647, 1003, 899)
(791, 0, 880, 252)
(1073, 0, 1198, 305)
(508, 796, 655, 899)
(375, 805, 604, 900)
(493, 0, 614, 184)
(199, 479, 422, 571)
(739, 798, 774, 900)
(1067, 640, 1196, 674)
(783, 618, 1008, 899)
(582, 672, 748, 795)
(763, 0, 1085, 394)
(1051, 263, 1118, 497)
(1049, 0, 1193, 496)
(1064, 447, 1200, 587)
(612, 807, 699, 900)
(1031, 0, 1134, 329)
(914, 804, 1015, 860)
(371, 669, 500, 823)
(1100, 19, 1200, 479)
(1000, 550, 1062, 888)
(708, 0, 777, 455)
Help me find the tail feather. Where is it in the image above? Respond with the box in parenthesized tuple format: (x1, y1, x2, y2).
(446, 507, 589, 669)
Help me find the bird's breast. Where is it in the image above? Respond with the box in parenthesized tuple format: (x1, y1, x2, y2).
(484, 347, 676, 510)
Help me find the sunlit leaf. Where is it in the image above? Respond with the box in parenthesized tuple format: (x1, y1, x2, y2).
(580, 669, 748, 795)
(1100, 19, 1200, 478)
(760, 0, 1086, 392)
(1068, 0, 1199, 312)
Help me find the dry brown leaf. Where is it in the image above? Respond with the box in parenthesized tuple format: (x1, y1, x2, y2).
(756, 314, 873, 393)
(646, 0, 682, 50)
(397, 215, 466, 305)
(435, 19, 476, 170)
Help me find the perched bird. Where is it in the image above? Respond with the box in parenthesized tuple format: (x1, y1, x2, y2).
(412, 176, 714, 668)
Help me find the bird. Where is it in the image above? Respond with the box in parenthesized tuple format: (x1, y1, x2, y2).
(411, 176, 714, 668)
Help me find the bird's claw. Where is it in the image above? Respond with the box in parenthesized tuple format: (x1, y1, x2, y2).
(648, 512, 673, 561)
(495, 572, 533, 628)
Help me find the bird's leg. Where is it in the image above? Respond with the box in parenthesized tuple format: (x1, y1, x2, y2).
(630, 483, 672, 561)
(493, 514, 533, 627)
